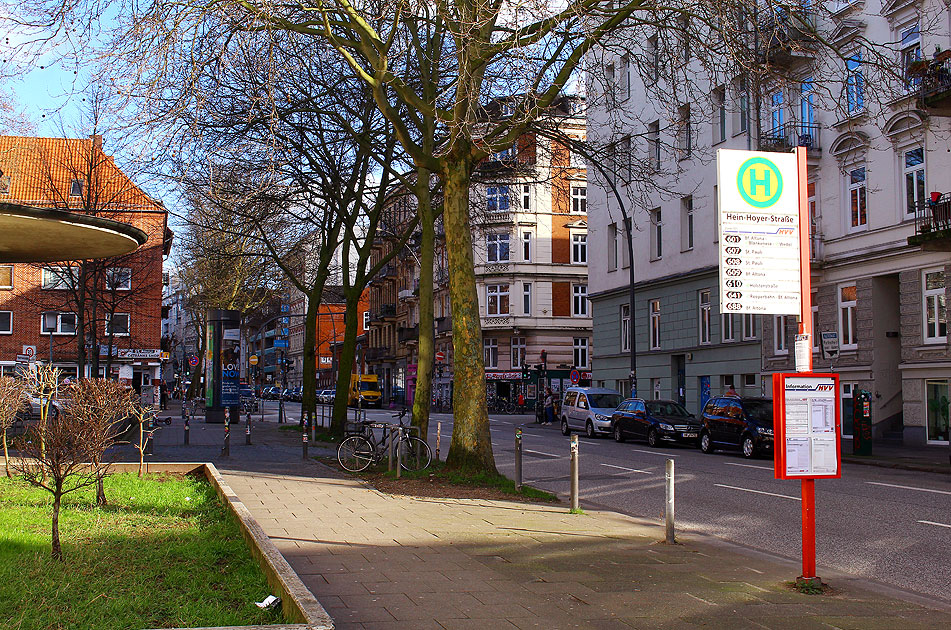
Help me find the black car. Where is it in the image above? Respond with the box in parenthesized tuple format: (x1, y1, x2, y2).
(699, 396, 774, 458)
(611, 398, 701, 446)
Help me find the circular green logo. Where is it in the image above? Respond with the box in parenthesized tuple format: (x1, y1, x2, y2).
(737, 157, 783, 208)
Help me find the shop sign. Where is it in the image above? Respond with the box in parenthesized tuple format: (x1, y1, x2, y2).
(486, 372, 522, 380)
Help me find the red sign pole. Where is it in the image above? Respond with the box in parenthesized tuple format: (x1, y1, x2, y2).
(795, 146, 819, 584)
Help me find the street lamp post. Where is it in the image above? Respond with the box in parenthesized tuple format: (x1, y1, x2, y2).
(43, 312, 57, 366)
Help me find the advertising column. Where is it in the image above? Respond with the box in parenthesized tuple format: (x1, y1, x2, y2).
(205, 309, 242, 423)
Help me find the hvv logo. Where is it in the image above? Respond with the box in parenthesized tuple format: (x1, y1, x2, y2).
(737, 157, 783, 208)
(816, 384, 835, 392)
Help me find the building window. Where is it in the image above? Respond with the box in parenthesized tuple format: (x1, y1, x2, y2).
(486, 284, 510, 316)
(0, 311, 11, 334)
(848, 166, 867, 230)
(608, 223, 618, 271)
(572, 284, 588, 316)
(812, 291, 819, 351)
(647, 36, 659, 82)
(620, 54, 631, 101)
(839, 284, 858, 350)
(573, 338, 589, 368)
(648, 121, 660, 169)
(105, 313, 131, 337)
(678, 104, 691, 157)
(620, 303, 631, 352)
(800, 78, 815, 133)
(681, 196, 694, 251)
(70, 179, 82, 197)
(42, 266, 78, 290)
(106, 267, 132, 291)
(742, 313, 757, 340)
(522, 282, 532, 315)
(846, 52, 864, 114)
(925, 379, 950, 442)
(713, 86, 727, 144)
(650, 299, 661, 349)
(923, 269, 947, 344)
(487, 185, 510, 214)
(486, 233, 510, 262)
(901, 23, 922, 91)
(511, 337, 526, 368)
(570, 185, 587, 214)
(743, 374, 756, 388)
(768, 89, 784, 140)
(522, 184, 531, 210)
(0, 265, 12, 289)
(42, 312, 77, 335)
(604, 62, 616, 104)
(571, 233, 587, 264)
(522, 231, 532, 262)
(698, 290, 711, 344)
(650, 208, 662, 260)
(736, 75, 749, 134)
(722, 313, 735, 342)
(904, 148, 925, 216)
(774, 315, 789, 355)
(484, 338, 498, 368)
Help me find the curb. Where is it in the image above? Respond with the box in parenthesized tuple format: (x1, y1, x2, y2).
(842, 456, 950, 475)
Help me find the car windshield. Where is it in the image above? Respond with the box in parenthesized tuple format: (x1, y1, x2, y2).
(588, 394, 623, 409)
(743, 400, 774, 425)
(646, 401, 691, 417)
(360, 381, 379, 392)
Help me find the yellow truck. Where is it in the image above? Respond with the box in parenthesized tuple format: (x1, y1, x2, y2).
(348, 374, 382, 408)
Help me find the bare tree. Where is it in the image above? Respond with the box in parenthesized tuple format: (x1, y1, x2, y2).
(128, 404, 156, 478)
(60, 378, 135, 505)
(0, 376, 28, 478)
(13, 401, 103, 560)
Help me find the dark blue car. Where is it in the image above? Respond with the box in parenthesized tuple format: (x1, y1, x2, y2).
(611, 398, 701, 447)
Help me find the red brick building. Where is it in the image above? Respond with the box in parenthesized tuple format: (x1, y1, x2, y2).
(0, 135, 171, 394)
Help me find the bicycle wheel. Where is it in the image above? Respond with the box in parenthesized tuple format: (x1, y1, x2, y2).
(337, 436, 375, 472)
(399, 436, 432, 471)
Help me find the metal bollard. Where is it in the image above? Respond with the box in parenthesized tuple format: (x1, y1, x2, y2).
(261, 398, 266, 423)
(515, 428, 523, 490)
(145, 415, 154, 455)
(665, 459, 676, 544)
(570, 434, 579, 512)
(388, 426, 395, 471)
(184, 412, 190, 445)
(246, 417, 252, 445)
(396, 428, 402, 479)
(436, 421, 442, 461)
(302, 431, 308, 459)
(222, 408, 231, 457)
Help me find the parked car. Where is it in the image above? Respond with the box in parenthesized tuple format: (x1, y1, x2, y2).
(262, 386, 280, 400)
(318, 389, 335, 404)
(611, 398, 701, 446)
(698, 396, 774, 458)
(560, 387, 624, 438)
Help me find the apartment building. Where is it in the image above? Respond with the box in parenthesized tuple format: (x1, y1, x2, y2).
(365, 96, 591, 408)
(587, 3, 951, 446)
(0, 135, 170, 397)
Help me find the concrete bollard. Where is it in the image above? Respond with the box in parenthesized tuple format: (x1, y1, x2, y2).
(665, 459, 676, 544)
(436, 421, 442, 461)
(570, 434, 579, 512)
(515, 428, 523, 491)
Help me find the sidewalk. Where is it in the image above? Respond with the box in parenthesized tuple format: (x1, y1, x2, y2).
(840, 438, 950, 474)
(219, 461, 951, 629)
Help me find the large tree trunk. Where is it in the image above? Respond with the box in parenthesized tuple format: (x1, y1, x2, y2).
(300, 280, 326, 428)
(411, 182, 436, 444)
(51, 491, 62, 560)
(441, 157, 496, 473)
(329, 292, 362, 437)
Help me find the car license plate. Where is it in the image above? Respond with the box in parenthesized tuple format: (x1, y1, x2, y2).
(682, 432, 697, 438)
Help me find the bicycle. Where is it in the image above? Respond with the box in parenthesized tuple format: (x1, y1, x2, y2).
(337, 409, 433, 473)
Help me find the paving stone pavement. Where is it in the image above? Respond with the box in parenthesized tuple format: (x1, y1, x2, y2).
(220, 461, 951, 630)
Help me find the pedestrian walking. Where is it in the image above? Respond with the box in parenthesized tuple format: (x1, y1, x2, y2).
(517, 392, 525, 413)
(544, 388, 554, 425)
(160, 381, 168, 410)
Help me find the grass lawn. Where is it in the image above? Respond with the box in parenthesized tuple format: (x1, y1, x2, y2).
(0, 473, 284, 630)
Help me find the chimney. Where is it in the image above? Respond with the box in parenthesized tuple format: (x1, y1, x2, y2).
(92, 134, 103, 150)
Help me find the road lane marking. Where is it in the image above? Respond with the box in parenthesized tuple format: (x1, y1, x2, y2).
(524, 449, 560, 458)
(726, 462, 773, 471)
(918, 520, 951, 529)
(867, 482, 951, 496)
(600, 463, 652, 475)
(714, 484, 800, 501)
(630, 449, 679, 457)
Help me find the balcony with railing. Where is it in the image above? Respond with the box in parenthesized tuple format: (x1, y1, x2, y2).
(379, 303, 397, 320)
(758, 122, 821, 154)
(436, 316, 452, 335)
(909, 193, 951, 251)
(758, 9, 817, 65)
(398, 324, 419, 344)
(916, 53, 951, 115)
(363, 346, 390, 362)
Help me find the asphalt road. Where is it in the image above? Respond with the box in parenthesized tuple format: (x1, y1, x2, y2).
(334, 406, 950, 608)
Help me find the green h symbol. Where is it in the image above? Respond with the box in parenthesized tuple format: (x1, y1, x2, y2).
(748, 167, 771, 197)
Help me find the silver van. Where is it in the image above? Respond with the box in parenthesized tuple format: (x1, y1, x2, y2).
(560, 387, 624, 438)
